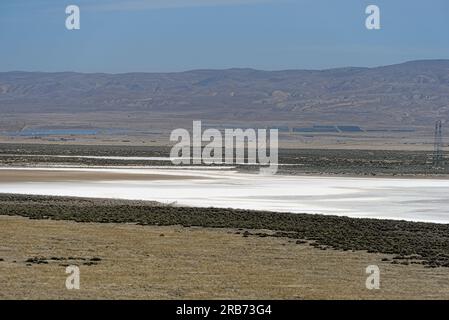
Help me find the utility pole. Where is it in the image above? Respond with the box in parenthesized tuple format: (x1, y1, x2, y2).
(433, 120, 444, 168)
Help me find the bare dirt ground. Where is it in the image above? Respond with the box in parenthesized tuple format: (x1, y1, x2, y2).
(0, 133, 439, 151)
(1, 215, 449, 300)
(0, 169, 201, 183)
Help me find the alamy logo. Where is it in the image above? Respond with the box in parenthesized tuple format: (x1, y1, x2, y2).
(65, 5, 80, 30)
(170, 121, 278, 175)
(365, 265, 380, 290)
(365, 5, 381, 30)
(65, 265, 80, 290)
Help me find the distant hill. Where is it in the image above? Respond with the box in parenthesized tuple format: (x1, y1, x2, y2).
(1, 60, 449, 128)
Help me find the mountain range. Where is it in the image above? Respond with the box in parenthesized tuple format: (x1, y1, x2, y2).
(1, 60, 449, 130)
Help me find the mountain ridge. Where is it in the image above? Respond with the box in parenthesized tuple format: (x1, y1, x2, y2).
(1, 59, 449, 128)
(2, 59, 449, 75)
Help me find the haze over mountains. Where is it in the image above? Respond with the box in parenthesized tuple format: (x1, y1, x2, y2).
(1, 60, 449, 130)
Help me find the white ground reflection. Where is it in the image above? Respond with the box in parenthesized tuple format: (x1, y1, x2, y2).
(1, 167, 449, 223)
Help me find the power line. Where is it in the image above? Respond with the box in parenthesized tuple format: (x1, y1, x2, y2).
(433, 120, 444, 168)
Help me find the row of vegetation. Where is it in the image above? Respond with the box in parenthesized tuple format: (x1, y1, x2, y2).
(0, 143, 447, 175)
(2, 194, 449, 268)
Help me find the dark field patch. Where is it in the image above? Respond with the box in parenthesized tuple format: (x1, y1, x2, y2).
(1, 194, 449, 268)
(0, 143, 448, 176)
(23, 255, 102, 266)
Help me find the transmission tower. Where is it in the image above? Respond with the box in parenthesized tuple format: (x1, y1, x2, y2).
(433, 120, 444, 168)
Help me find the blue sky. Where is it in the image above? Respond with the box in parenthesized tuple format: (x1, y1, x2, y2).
(0, 0, 448, 72)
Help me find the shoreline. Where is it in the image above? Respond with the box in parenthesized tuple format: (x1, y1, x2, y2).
(2, 165, 449, 180)
(1, 143, 448, 177)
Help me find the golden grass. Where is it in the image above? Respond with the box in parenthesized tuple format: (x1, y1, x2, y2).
(1, 215, 449, 299)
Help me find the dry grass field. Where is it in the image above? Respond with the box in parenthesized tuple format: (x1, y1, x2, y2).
(1, 215, 449, 300)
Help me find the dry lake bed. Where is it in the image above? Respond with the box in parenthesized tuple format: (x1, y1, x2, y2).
(1, 167, 449, 223)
